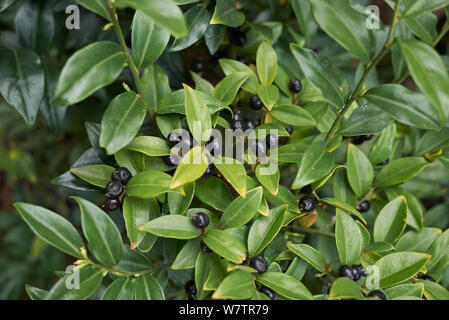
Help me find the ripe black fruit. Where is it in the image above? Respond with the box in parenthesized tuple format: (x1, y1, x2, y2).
(102, 198, 120, 212)
(249, 95, 263, 110)
(163, 153, 180, 166)
(106, 181, 123, 199)
(286, 125, 294, 134)
(200, 240, 212, 253)
(420, 274, 436, 282)
(358, 200, 371, 213)
(249, 139, 267, 157)
(339, 265, 355, 280)
(111, 167, 132, 185)
(352, 264, 368, 277)
(192, 212, 210, 229)
(289, 79, 302, 93)
(245, 120, 258, 131)
(368, 290, 387, 300)
(299, 196, 316, 213)
(191, 59, 205, 73)
(250, 255, 268, 274)
(259, 286, 277, 300)
(185, 280, 197, 295)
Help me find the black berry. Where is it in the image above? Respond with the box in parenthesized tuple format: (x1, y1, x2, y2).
(352, 264, 368, 277)
(286, 125, 294, 134)
(232, 119, 244, 130)
(106, 181, 123, 199)
(352, 136, 366, 145)
(191, 59, 205, 73)
(192, 212, 210, 229)
(299, 196, 316, 213)
(245, 120, 258, 131)
(339, 265, 355, 280)
(163, 153, 180, 166)
(259, 286, 277, 300)
(200, 240, 212, 253)
(379, 158, 390, 166)
(101, 198, 120, 212)
(351, 267, 361, 281)
(232, 111, 243, 122)
(420, 274, 436, 282)
(249, 139, 267, 157)
(250, 255, 268, 274)
(289, 79, 302, 93)
(358, 200, 371, 213)
(368, 290, 387, 300)
(249, 95, 263, 110)
(185, 280, 196, 295)
(111, 167, 132, 185)
(167, 131, 182, 147)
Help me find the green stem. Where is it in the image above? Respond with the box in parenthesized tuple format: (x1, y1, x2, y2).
(325, 0, 402, 143)
(106, 1, 154, 119)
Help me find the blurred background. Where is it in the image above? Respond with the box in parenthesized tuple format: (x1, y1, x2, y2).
(1, 0, 449, 299)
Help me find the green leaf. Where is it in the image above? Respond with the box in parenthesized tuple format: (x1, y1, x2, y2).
(364, 84, 440, 130)
(191, 72, 214, 94)
(139, 215, 202, 239)
(123, 197, 152, 247)
(427, 229, 449, 273)
(321, 198, 366, 223)
(170, 5, 211, 52)
(73, 197, 123, 267)
(172, 237, 201, 269)
(195, 177, 233, 211)
(264, 185, 300, 213)
(255, 164, 279, 196)
(168, 181, 195, 215)
(212, 271, 254, 300)
(127, 170, 177, 199)
(290, 45, 346, 108)
(115, 0, 187, 38)
(77, 0, 111, 21)
(256, 272, 313, 300)
(132, 11, 170, 69)
(403, 0, 449, 18)
(422, 280, 449, 300)
(291, 0, 317, 46)
(141, 64, 172, 111)
(211, 0, 245, 27)
(170, 146, 209, 189)
(291, 141, 335, 190)
(287, 242, 327, 273)
(158, 89, 229, 115)
(328, 278, 364, 300)
(53, 41, 126, 106)
(213, 157, 247, 197)
(403, 12, 438, 45)
(369, 123, 396, 165)
(335, 211, 363, 265)
(220, 187, 263, 229)
(399, 39, 449, 123)
(101, 277, 134, 300)
(135, 274, 165, 300)
(45, 266, 103, 300)
(14, 203, 84, 258)
(415, 128, 449, 156)
(99, 92, 147, 155)
(373, 196, 408, 244)
(127, 136, 170, 157)
(396, 228, 441, 253)
(338, 104, 393, 136)
(213, 72, 250, 105)
(0, 48, 44, 125)
(347, 144, 374, 198)
(384, 283, 424, 299)
(70, 165, 115, 188)
(247, 205, 287, 256)
(385, 186, 423, 231)
(270, 104, 316, 127)
(256, 41, 277, 85)
(25, 285, 48, 300)
(184, 84, 212, 145)
(204, 24, 225, 55)
(218, 58, 259, 94)
(257, 84, 279, 111)
(374, 157, 429, 188)
(310, 0, 372, 61)
(203, 229, 247, 264)
(375, 252, 431, 288)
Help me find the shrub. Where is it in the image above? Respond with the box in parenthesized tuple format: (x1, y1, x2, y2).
(1, 0, 449, 301)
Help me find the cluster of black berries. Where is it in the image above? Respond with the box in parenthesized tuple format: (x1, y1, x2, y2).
(101, 167, 132, 212)
(231, 111, 258, 131)
(352, 134, 373, 145)
(299, 196, 317, 213)
(339, 264, 368, 282)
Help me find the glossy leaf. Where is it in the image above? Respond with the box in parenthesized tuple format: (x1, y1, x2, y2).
(170, 6, 210, 52)
(212, 271, 254, 300)
(374, 157, 429, 188)
(203, 229, 247, 264)
(213, 157, 247, 197)
(270, 104, 316, 127)
(347, 144, 373, 198)
(373, 197, 408, 244)
(221, 187, 263, 229)
(139, 215, 202, 239)
(287, 243, 327, 273)
(256, 272, 313, 300)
